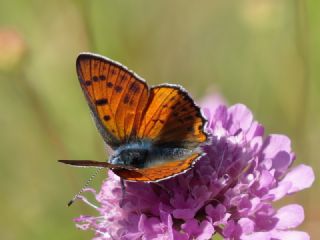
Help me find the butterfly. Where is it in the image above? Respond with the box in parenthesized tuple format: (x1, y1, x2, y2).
(59, 53, 208, 183)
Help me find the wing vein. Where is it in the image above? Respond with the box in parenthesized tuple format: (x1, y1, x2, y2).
(110, 66, 121, 137)
(142, 88, 175, 137)
(130, 83, 148, 141)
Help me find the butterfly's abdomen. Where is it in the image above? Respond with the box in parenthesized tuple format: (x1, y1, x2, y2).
(110, 141, 194, 168)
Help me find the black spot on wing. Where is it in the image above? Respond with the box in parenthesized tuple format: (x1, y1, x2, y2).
(110, 68, 117, 75)
(103, 115, 111, 121)
(95, 98, 108, 106)
(129, 82, 140, 93)
(115, 86, 123, 93)
(99, 75, 106, 81)
(92, 76, 99, 82)
(85, 80, 92, 86)
(123, 94, 130, 104)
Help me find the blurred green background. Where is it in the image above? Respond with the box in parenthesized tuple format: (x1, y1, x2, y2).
(0, 0, 318, 239)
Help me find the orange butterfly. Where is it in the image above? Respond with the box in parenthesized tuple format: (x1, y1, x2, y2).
(59, 53, 207, 184)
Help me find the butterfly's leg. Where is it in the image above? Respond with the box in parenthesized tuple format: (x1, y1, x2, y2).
(119, 178, 126, 207)
(151, 182, 173, 197)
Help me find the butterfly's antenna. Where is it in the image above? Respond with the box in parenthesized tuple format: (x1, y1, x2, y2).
(67, 167, 103, 207)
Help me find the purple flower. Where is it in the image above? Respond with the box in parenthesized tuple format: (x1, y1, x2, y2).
(74, 97, 314, 240)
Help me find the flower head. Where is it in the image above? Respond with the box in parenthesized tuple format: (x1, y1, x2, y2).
(75, 98, 314, 240)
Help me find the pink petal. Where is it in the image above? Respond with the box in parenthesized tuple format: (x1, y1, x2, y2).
(197, 220, 215, 240)
(228, 104, 254, 133)
(238, 218, 255, 234)
(246, 121, 264, 140)
(241, 232, 271, 240)
(281, 164, 315, 194)
(272, 151, 292, 174)
(242, 231, 310, 240)
(262, 135, 291, 159)
(272, 230, 310, 240)
(249, 136, 264, 154)
(259, 170, 274, 189)
(172, 208, 196, 220)
(202, 108, 212, 126)
(173, 229, 189, 240)
(275, 204, 304, 229)
(200, 93, 226, 111)
(269, 181, 292, 201)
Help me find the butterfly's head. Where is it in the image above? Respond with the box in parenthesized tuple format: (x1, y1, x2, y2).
(110, 148, 149, 168)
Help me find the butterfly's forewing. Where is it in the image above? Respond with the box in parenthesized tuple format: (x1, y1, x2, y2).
(76, 53, 149, 148)
(112, 152, 202, 181)
(137, 85, 207, 148)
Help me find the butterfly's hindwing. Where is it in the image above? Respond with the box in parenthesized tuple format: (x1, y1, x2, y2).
(138, 85, 207, 148)
(112, 152, 202, 182)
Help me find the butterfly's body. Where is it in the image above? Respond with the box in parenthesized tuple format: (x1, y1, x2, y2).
(59, 52, 208, 182)
(110, 140, 194, 169)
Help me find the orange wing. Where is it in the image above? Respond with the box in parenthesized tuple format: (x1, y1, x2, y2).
(76, 53, 149, 148)
(137, 85, 207, 148)
(112, 153, 202, 181)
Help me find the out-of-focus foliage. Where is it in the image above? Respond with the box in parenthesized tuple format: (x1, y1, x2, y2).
(0, 0, 318, 239)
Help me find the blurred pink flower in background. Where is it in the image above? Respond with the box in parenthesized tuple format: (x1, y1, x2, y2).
(75, 94, 314, 240)
(0, 28, 26, 70)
